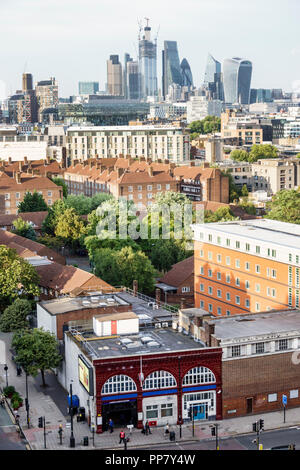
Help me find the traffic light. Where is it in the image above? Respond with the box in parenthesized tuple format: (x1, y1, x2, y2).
(38, 416, 43, 428)
(252, 421, 258, 432)
(259, 419, 264, 430)
(188, 408, 191, 418)
(211, 426, 216, 436)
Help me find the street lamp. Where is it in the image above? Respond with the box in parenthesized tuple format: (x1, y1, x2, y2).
(4, 364, 8, 388)
(178, 356, 182, 438)
(69, 381, 75, 448)
(25, 370, 30, 428)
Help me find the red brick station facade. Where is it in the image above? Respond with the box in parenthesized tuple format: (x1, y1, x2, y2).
(93, 348, 222, 433)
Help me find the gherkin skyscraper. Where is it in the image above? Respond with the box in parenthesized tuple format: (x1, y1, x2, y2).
(180, 58, 193, 89)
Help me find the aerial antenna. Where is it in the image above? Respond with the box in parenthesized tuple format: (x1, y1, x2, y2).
(137, 18, 143, 41)
(154, 24, 160, 45)
(144, 17, 150, 28)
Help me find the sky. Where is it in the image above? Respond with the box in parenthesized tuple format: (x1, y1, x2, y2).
(1, 0, 300, 98)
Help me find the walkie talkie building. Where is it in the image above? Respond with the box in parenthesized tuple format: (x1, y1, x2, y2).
(223, 57, 252, 104)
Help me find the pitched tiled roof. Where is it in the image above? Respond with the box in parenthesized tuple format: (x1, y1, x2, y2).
(173, 166, 216, 180)
(0, 172, 60, 191)
(35, 262, 112, 293)
(159, 256, 194, 287)
(0, 211, 48, 230)
(2, 159, 63, 177)
(0, 230, 65, 265)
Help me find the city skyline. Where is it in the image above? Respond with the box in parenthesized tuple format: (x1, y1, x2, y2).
(1, 0, 300, 98)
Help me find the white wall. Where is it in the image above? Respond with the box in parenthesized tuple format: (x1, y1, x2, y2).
(0, 141, 47, 161)
(36, 303, 57, 337)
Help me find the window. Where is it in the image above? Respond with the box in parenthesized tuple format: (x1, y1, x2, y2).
(217, 237, 221, 245)
(166, 184, 170, 190)
(102, 375, 137, 394)
(236, 277, 240, 287)
(146, 405, 158, 419)
(15, 192, 20, 199)
(235, 296, 240, 305)
(161, 403, 173, 417)
(208, 251, 212, 260)
(246, 243, 250, 251)
(236, 241, 240, 249)
(217, 289, 222, 298)
(200, 301, 204, 308)
(208, 287, 213, 295)
(226, 239, 230, 247)
(217, 254, 222, 263)
(182, 286, 190, 293)
(217, 272, 221, 281)
(245, 280, 250, 289)
(255, 343, 265, 354)
(208, 304, 213, 312)
(245, 262, 250, 271)
(290, 390, 299, 399)
(200, 266, 204, 275)
(255, 302, 260, 312)
(182, 366, 216, 385)
(208, 234, 212, 242)
(255, 265, 261, 274)
(128, 186, 133, 192)
(200, 283, 204, 292)
(138, 185, 142, 191)
(226, 274, 231, 283)
(226, 310, 230, 316)
(235, 259, 240, 268)
(231, 345, 241, 357)
(271, 269, 277, 279)
(226, 293, 231, 301)
(208, 269, 212, 277)
(245, 299, 250, 308)
(143, 371, 176, 390)
(226, 256, 230, 266)
(147, 185, 152, 191)
(157, 184, 161, 190)
(256, 246, 260, 254)
(217, 307, 222, 315)
(277, 339, 288, 351)
(255, 283, 260, 293)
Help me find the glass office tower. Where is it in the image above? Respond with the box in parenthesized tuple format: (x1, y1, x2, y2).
(204, 53, 221, 84)
(139, 22, 158, 99)
(180, 58, 193, 89)
(223, 57, 252, 104)
(162, 41, 182, 99)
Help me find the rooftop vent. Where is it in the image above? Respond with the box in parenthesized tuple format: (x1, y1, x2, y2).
(120, 338, 133, 345)
(147, 341, 160, 348)
(141, 336, 153, 344)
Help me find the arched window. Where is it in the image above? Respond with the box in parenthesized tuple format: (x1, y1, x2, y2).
(102, 375, 137, 395)
(143, 370, 177, 390)
(182, 367, 216, 386)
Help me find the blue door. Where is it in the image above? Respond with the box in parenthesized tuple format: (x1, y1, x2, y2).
(193, 403, 206, 420)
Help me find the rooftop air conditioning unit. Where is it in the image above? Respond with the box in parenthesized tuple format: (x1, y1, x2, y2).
(162, 322, 168, 328)
(154, 322, 161, 329)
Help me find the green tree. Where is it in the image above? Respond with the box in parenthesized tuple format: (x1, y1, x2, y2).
(265, 190, 300, 224)
(52, 177, 68, 198)
(12, 218, 37, 240)
(18, 191, 48, 213)
(12, 328, 62, 387)
(94, 246, 156, 293)
(230, 149, 249, 162)
(204, 206, 237, 223)
(188, 116, 221, 138)
(42, 199, 67, 236)
(248, 144, 278, 162)
(55, 208, 86, 249)
(241, 184, 249, 198)
(0, 246, 39, 308)
(223, 171, 242, 202)
(0, 299, 32, 332)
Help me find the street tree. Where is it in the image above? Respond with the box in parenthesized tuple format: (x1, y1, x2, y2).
(12, 328, 62, 387)
(54, 207, 86, 249)
(0, 246, 39, 309)
(265, 190, 300, 224)
(0, 299, 32, 332)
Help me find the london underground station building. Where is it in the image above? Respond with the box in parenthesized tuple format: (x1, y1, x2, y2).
(62, 306, 222, 433)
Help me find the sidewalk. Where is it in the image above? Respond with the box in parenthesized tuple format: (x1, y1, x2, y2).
(2, 331, 300, 450)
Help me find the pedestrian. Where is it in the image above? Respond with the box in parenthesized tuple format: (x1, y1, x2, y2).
(108, 418, 114, 433)
(145, 420, 151, 435)
(15, 412, 20, 425)
(119, 429, 126, 444)
(16, 366, 22, 377)
(164, 423, 169, 435)
(0, 395, 5, 407)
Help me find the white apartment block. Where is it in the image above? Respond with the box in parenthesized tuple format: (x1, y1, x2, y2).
(187, 97, 223, 124)
(66, 125, 190, 163)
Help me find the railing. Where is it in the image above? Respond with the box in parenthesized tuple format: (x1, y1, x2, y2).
(116, 286, 179, 314)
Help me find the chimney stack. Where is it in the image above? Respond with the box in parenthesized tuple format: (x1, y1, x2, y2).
(16, 171, 21, 184)
(18, 161, 23, 172)
(133, 280, 138, 297)
(23, 156, 28, 165)
(148, 166, 153, 177)
(155, 288, 161, 305)
(8, 157, 12, 164)
(117, 167, 124, 179)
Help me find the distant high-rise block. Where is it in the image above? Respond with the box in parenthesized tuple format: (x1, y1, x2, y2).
(180, 58, 193, 89)
(223, 57, 252, 104)
(162, 41, 182, 100)
(35, 77, 58, 122)
(107, 55, 123, 96)
(22, 73, 33, 92)
(204, 54, 221, 84)
(138, 21, 158, 99)
(78, 82, 99, 95)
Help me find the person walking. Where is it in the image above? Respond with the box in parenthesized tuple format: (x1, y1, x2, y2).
(145, 420, 151, 435)
(119, 429, 126, 444)
(108, 418, 114, 433)
(164, 423, 169, 435)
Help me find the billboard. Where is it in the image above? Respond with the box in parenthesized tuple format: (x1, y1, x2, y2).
(78, 355, 94, 396)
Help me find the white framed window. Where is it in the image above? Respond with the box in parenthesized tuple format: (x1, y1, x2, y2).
(226, 256, 230, 266)
(208, 269, 212, 277)
(15, 192, 20, 199)
(245, 299, 250, 308)
(217, 272, 221, 280)
(231, 345, 241, 357)
(102, 375, 137, 395)
(208, 286, 213, 295)
(166, 184, 170, 190)
(235, 296, 240, 305)
(217, 307, 222, 315)
(236, 277, 240, 287)
(128, 186, 133, 192)
(226, 274, 231, 283)
(226, 293, 231, 301)
(217, 254, 222, 263)
(138, 193, 143, 200)
(147, 193, 152, 199)
(208, 251, 212, 260)
(255, 302, 260, 312)
(48, 191, 52, 197)
(182, 286, 190, 293)
(255, 283, 260, 293)
(128, 194, 133, 200)
(147, 185, 152, 191)
(4, 193, 10, 200)
(200, 283, 204, 292)
(245, 262, 250, 271)
(143, 371, 176, 390)
(255, 342, 265, 354)
(290, 390, 299, 399)
(217, 289, 221, 298)
(182, 366, 216, 385)
(208, 304, 213, 312)
(255, 264, 261, 274)
(235, 259, 240, 268)
(138, 185, 142, 191)
(161, 403, 173, 417)
(157, 184, 161, 190)
(146, 405, 158, 419)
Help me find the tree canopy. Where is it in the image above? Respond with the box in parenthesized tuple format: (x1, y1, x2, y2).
(230, 144, 278, 163)
(18, 191, 48, 213)
(52, 177, 68, 198)
(0, 246, 39, 308)
(54, 207, 86, 248)
(0, 299, 32, 332)
(12, 218, 37, 240)
(265, 190, 300, 224)
(188, 116, 221, 139)
(12, 328, 62, 387)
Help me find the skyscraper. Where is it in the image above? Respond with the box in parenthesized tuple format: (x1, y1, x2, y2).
(107, 55, 123, 96)
(78, 82, 99, 95)
(22, 73, 33, 92)
(127, 61, 141, 100)
(162, 41, 182, 100)
(223, 57, 252, 104)
(138, 20, 158, 99)
(180, 59, 193, 89)
(204, 54, 221, 85)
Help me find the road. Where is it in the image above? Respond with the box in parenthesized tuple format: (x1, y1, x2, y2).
(0, 403, 27, 450)
(129, 427, 300, 451)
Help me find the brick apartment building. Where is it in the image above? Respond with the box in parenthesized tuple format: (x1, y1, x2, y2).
(0, 170, 62, 215)
(1, 156, 64, 179)
(156, 256, 194, 307)
(193, 219, 300, 316)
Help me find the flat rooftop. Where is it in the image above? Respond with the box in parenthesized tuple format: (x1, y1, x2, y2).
(212, 308, 300, 341)
(38, 290, 174, 322)
(193, 219, 300, 250)
(70, 326, 205, 360)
